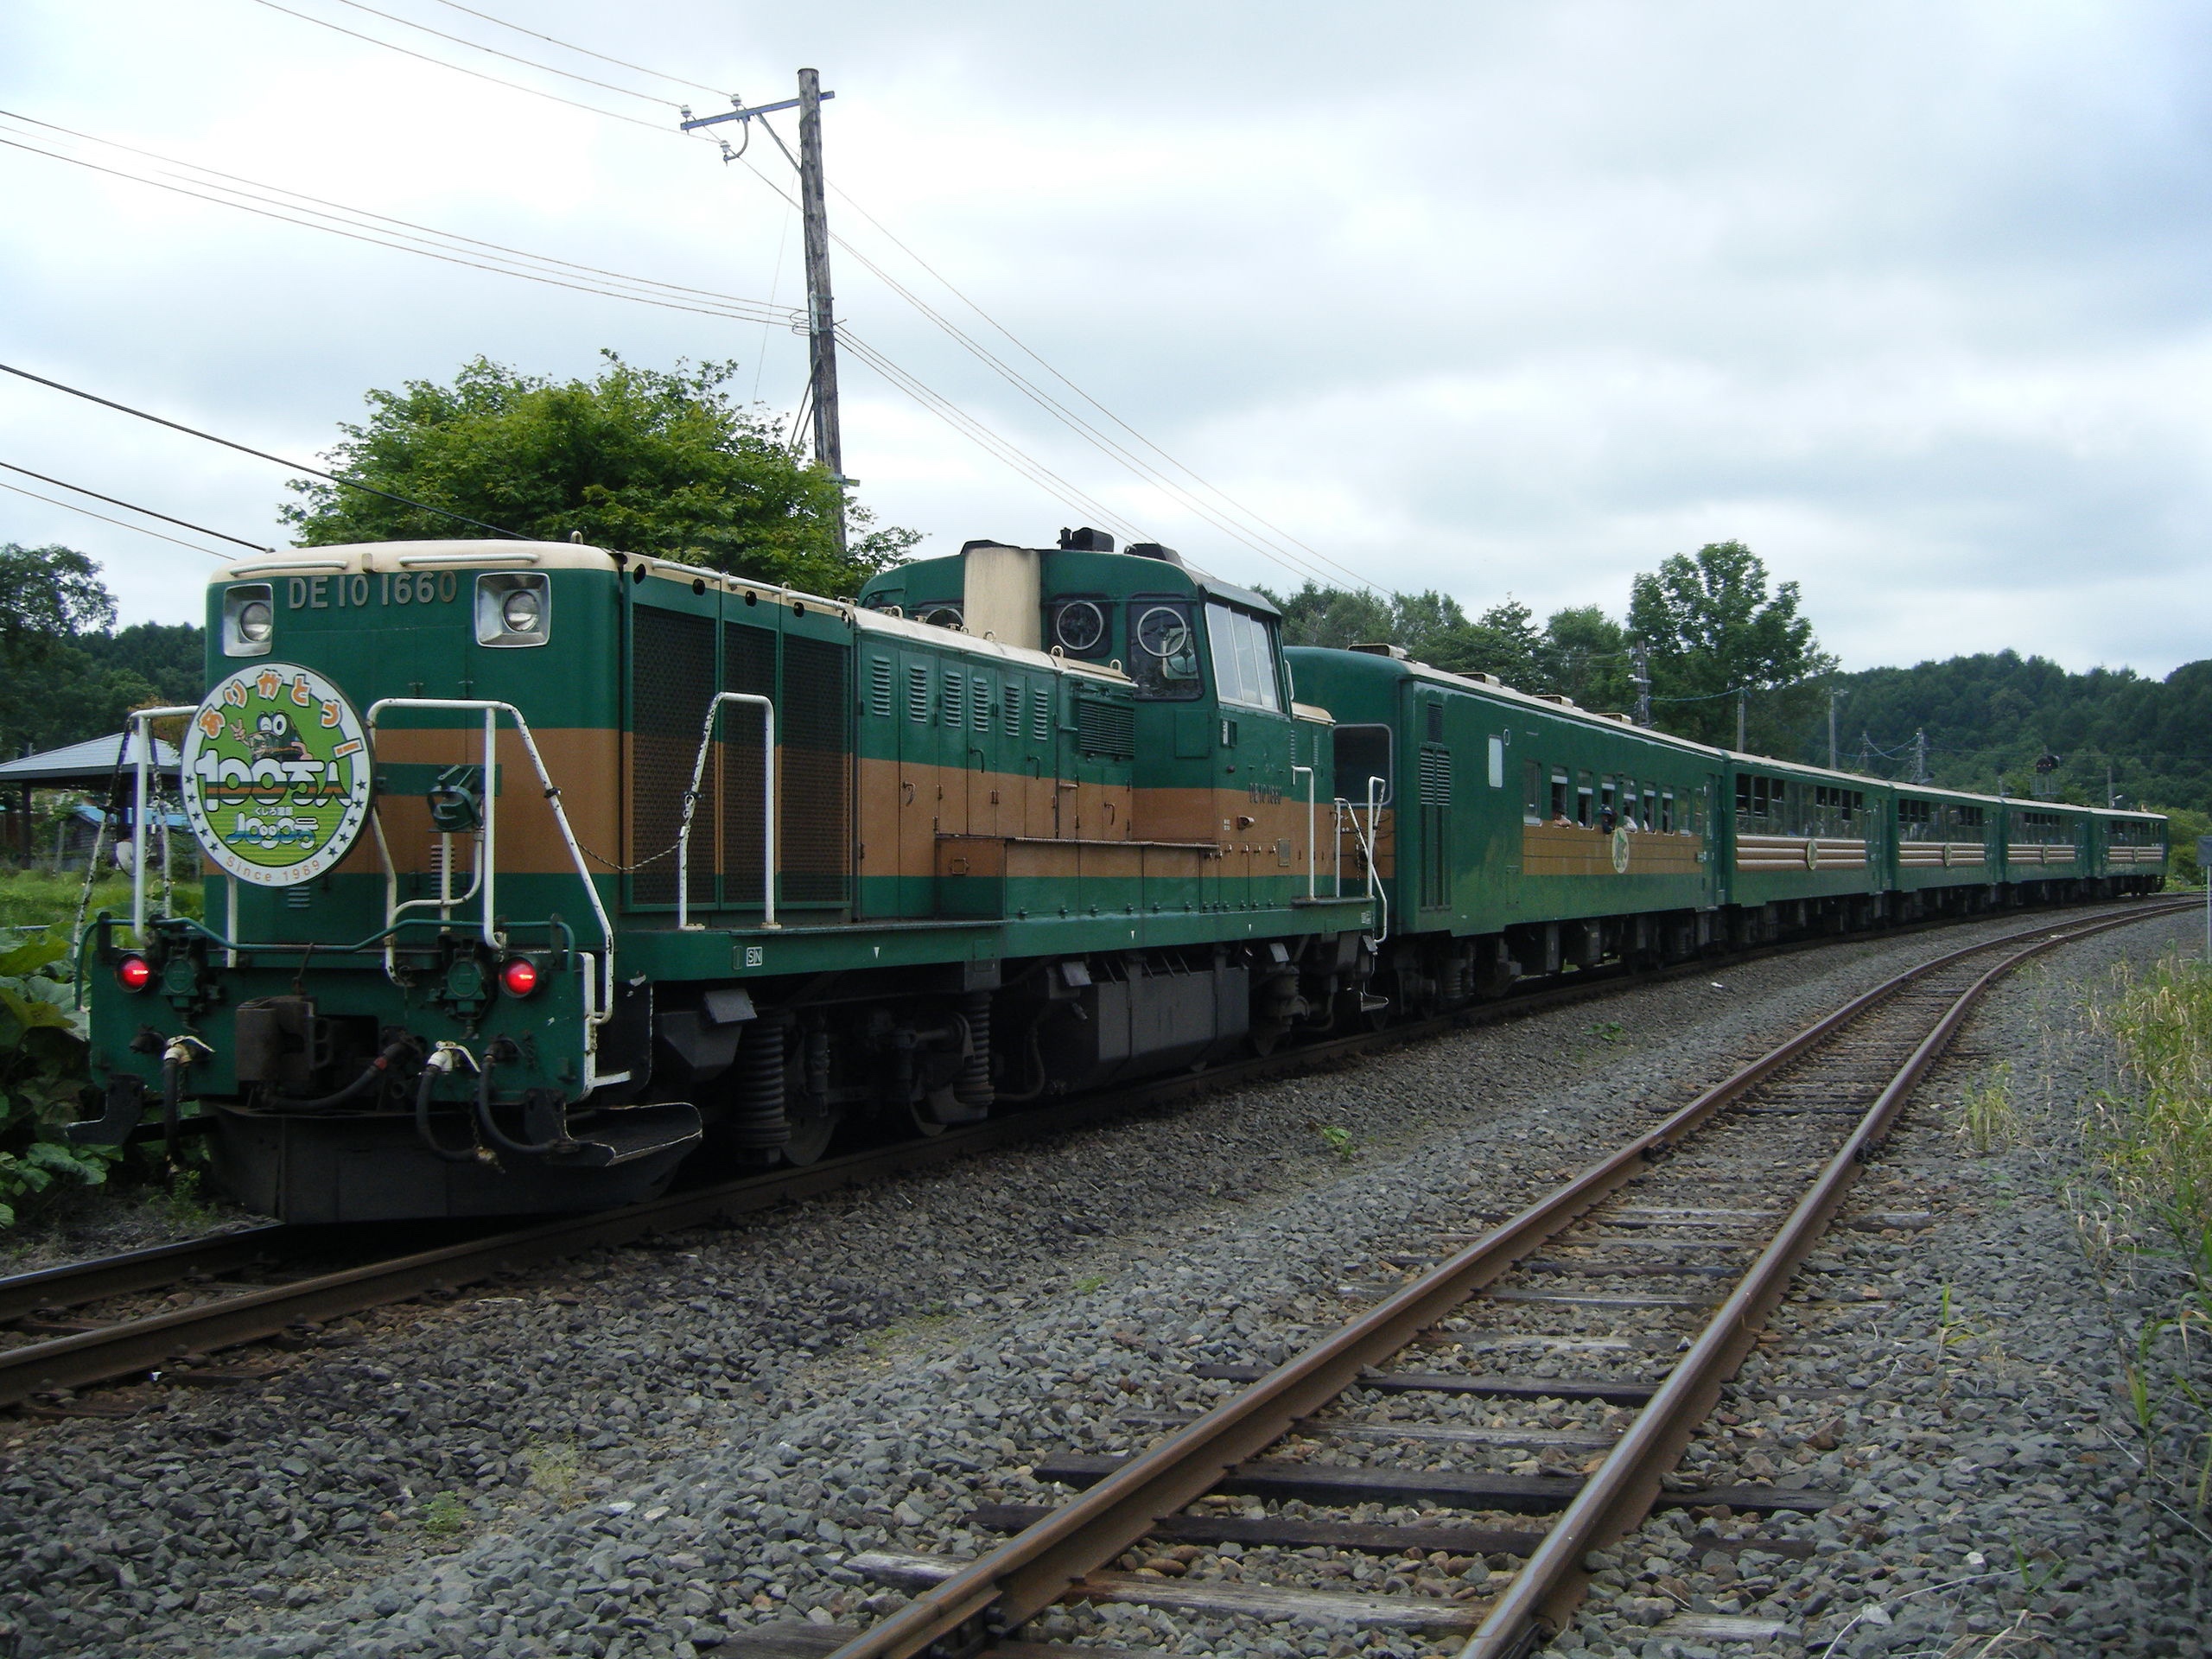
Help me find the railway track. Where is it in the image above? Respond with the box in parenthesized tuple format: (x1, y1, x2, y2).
(1, 896, 2183, 1419)
(790, 899, 2185, 1659)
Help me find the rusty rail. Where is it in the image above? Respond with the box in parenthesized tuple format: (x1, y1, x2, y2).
(824, 901, 2185, 1659)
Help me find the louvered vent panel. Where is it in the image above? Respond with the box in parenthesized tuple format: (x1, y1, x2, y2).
(629, 607, 716, 907)
(719, 622, 777, 907)
(907, 664, 930, 722)
(781, 634, 852, 905)
(1076, 696, 1135, 759)
(1003, 682, 1020, 734)
(1420, 747, 1452, 805)
(868, 655, 894, 718)
(1031, 685, 1052, 743)
(943, 670, 965, 729)
(971, 676, 991, 732)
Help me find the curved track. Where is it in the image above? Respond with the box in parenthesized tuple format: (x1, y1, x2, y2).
(816, 899, 2184, 1659)
(2, 897, 2183, 1416)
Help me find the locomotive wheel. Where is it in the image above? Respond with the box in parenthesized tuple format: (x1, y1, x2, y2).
(781, 1099, 841, 1166)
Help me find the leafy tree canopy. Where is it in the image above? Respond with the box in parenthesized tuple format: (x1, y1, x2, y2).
(282, 353, 918, 598)
(1628, 541, 1835, 749)
(0, 543, 118, 756)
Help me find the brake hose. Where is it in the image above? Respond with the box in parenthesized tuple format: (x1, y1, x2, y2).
(264, 1037, 416, 1111)
(472, 1041, 567, 1156)
(413, 1045, 479, 1165)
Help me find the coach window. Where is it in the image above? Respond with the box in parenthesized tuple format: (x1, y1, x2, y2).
(1128, 601, 1202, 700)
(1335, 724, 1392, 806)
(1660, 789, 1675, 833)
(1576, 771, 1594, 826)
(1522, 760, 1543, 824)
(1549, 768, 1570, 823)
(1205, 601, 1284, 713)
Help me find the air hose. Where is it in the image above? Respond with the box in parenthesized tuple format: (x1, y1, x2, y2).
(472, 1040, 566, 1156)
(413, 1044, 480, 1165)
(266, 1037, 417, 1112)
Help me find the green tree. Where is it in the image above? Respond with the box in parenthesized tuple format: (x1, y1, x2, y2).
(1537, 605, 1635, 713)
(282, 353, 918, 598)
(0, 543, 116, 755)
(1627, 541, 1834, 749)
(1427, 597, 1543, 687)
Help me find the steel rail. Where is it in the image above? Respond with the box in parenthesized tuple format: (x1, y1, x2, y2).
(821, 901, 2185, 1659)
(0, 1227, 289, 1325)
(1455, 906, 2162, 1657)
(4, 899, 2183, 1412)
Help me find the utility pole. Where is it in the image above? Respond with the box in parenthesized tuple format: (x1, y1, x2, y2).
(1735, 690, 1747, 753)
(2107, 759, 2115, 807)
(679, 72, 847, 549)
(1827, 690, 1841, 772)
(1630, 644, 1651, 728)
(1910, 728, 1928, 786)
(796, 67, 845, 546)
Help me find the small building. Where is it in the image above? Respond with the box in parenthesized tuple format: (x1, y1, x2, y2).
(0, 731, 183, 870)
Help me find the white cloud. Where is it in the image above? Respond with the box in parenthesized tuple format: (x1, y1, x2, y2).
(3, 0, 2209, 677)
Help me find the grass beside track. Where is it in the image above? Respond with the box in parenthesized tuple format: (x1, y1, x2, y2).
(2095, 949, 2212, 1291)
(0, 870, 203, 933)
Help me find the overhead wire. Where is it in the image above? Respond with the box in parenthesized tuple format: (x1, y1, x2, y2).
(419, 0, 736, 99)
(0, 361, 529, 539)
(822, 181, 1382, 594)
(245, 0, 677, 132)
(0, 476, 236, 559)
(0, 112, 800, 327)
(0, 461, 271, 552)
(737, 154, 1363, 591)
(315, 0, 681, 106)
(836, 330, 1147, 543)
(236, 3, 1368, 582)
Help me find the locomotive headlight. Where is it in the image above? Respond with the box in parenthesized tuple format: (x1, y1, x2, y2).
(221, 582, 275, 657)
(475, 572, 550, 647)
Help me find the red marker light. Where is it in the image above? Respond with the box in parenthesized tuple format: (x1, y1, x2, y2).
(499, 957, 540, 997)
(117, 955, 154, 992)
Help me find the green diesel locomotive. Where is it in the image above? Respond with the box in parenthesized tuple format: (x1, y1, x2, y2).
(73, 531, 2165, 1223)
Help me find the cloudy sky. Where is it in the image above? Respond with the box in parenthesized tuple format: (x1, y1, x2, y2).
(3, 1, 2208, 683)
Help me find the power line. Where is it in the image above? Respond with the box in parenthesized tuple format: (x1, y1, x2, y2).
(823, 181, 1382, 594)
(245, 0, 677, 132)
(837, 330, 1147, 543)
(0, 124, 800, 328)
(741, 154, 1370, 591)
(0, 461, 270, 552)
(0, 361, 528, 539)
(315, 0, 680, 106)
(0, 476, 234, 559)
(421, 0, 736, 99)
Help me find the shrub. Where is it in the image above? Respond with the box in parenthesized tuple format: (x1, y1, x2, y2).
(0, 930, 113, 1227)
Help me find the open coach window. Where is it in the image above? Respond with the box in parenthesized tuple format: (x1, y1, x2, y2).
(1205, 602, 1283, 712)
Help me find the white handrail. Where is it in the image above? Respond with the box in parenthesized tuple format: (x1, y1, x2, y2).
(676, 691, 778, 930)
(127, 706, 198, 936)
(364, 699, 615, 1020)
(1362, 775, 1390, 944)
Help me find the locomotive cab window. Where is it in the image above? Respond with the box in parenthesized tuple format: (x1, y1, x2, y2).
(1205, 602, 1284, 712)
(1334, 724, 1392, 805)
(1049, 597, 1112, 658)
(1128, 600, 1202, 700)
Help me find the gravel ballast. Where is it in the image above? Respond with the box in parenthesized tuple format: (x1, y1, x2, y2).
(0, 905, 2200, 1659)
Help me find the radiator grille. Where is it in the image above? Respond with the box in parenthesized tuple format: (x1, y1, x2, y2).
(1076, 696, 1135, 758)
(782, 635, 851, 904)
(629, 606, 716, 907)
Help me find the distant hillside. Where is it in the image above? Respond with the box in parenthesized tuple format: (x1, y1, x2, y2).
(3, 622, 205, 760)
(1794, 651, 2212, 819)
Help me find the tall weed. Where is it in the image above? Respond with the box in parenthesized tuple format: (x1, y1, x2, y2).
(0, 929, 113, 1227)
